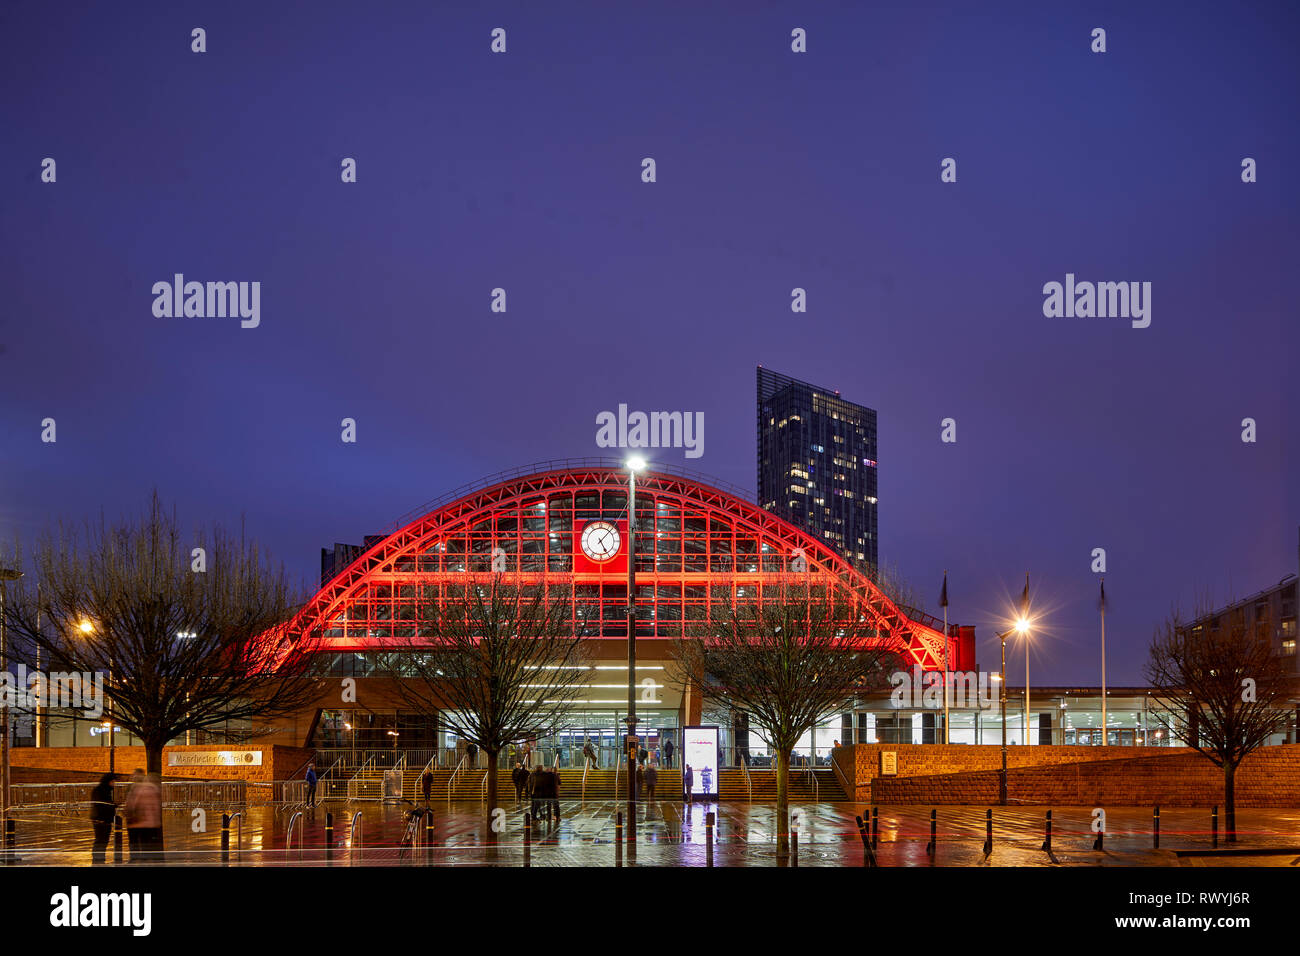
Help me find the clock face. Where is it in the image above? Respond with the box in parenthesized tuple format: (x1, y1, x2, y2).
(580, 521, 621, 562)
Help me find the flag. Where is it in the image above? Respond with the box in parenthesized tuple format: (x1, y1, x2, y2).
(939, 571, 948, 609)
(1099, 577, 1106, 613)
(1019, 573, 1030, 619)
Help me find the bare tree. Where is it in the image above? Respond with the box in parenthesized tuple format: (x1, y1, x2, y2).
(1, 494, 324, 787)
(676, 576, 902, 858)
(378, 575, 590, 839)
(1146, 605, 1295, 842)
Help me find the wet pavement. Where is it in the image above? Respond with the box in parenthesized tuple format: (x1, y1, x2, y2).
(4, 800, 1300, 867)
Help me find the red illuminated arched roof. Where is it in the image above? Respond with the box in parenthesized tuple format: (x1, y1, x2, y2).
(283, 461, 952, 670)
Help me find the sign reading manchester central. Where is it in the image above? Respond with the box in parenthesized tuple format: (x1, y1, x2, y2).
(166, 750, 263, 767)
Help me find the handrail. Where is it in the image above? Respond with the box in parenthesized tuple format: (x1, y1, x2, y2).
(830, 748, 853, 800)
(480, 770, 488, 803)
(349, 810, 363, 866)
(613, 755, 621, 799)
(285, 810, 304, 861)
(446, 753, 468, 804)
(581, 759, 589, 802)
(740, 754, 753, 801)
(807, 767, 819, 800)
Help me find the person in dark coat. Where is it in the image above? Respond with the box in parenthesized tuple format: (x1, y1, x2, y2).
(635, 764, 645, 796)
(644, 764, 659, 800)
(421, 769, 434, 804)
(545, 769, 561, 824)
(304, 763, 318, 808)
(527, 767, 545, 820)
(662, 737, 674, 768)
(89, 773, 118, 864)
(683, 765, 694, 802)
(511, 763, 528, 804)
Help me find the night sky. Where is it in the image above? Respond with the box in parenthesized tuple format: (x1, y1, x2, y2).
(2, 1, 1296, 685)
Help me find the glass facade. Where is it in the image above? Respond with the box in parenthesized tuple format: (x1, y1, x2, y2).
(757, 366, 879, 572)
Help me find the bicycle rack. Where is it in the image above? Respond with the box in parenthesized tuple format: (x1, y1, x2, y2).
(285, 811, 304, 861)
(349, 810, 363, 866)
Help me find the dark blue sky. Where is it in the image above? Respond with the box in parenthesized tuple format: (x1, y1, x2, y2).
(3, 1, 1297, 684)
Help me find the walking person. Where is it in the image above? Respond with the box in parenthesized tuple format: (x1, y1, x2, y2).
(644, 763, 658, 801)
(304, 762, 318, 808)
(124, 769, 161, 863)
(662, 736, 674, 768)
(582, 740, 599, 771)
(421, 768, 434, 805)
(635, 763, 645, 797)
(512, 763, 528, 805)
(89, 772, 118, 864)
(683, 765, 694, 802)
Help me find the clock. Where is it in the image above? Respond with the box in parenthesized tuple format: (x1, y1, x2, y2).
(580, 521, 621, 562)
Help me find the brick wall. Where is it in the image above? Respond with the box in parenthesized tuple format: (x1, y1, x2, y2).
(8, 745, 314, 787)
(854, 744, 1300, 807)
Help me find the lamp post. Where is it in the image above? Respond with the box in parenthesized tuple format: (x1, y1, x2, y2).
(1, 568, 24, 854)
(77, 619, 115, 773)
(996, 616, 1031, 805)
(624, 456, 645, 822)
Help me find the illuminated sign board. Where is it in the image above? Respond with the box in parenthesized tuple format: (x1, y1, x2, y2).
(166, 751, 263, 767)
(682, 725, 719, 800)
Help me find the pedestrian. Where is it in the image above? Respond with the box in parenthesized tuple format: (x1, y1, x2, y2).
(421, 768, 434, 804)
(637, 745, 648, 767)
(635, 763, 645, 797)
(124, 769, 161, 863)
(304, 762, 318, 808)
(683, 764, 694, 802)
(527, 766, 545, 820)
(512, 763, 528, 804)
(662, 736, 674, 768)
(520, 740, 533, 769)
(547, 768, 562, 824)
(645, 763, 658, 800)
(582, 740, 599, 770)
(89, 772, 118, 864)
(466, 741, 479, 767)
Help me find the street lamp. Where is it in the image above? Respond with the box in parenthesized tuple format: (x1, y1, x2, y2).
(996, 615, 1031, 806)
(1, 567, 24, 861)
(76, 618, 115, 773)
(624, 455, 646, 825)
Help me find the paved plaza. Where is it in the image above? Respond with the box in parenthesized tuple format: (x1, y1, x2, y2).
(5, 800, 1300, 867)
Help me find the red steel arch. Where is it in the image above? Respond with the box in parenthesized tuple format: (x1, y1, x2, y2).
(284, 465, 952, 670)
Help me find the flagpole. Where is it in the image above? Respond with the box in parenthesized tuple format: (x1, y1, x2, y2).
(1100, 577, 1107, 744)
(940, 572, 949, 745)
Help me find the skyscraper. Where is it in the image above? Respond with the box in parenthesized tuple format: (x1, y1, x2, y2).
(757, 366, 879, 573)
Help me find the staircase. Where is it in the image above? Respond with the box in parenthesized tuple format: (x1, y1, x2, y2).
(719, 768, 846, 801)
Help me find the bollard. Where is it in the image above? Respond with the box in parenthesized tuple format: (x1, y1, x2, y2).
(325, 812, 334, 864)
(1093, 818, 1104, 851)
(614, 811, 623, 867)
(791, 830, 799, 867)
(926, 809, 936, 857)
(523, 812, 532, 867)
(1041, 809, 1052, 853)
(425, 809, 434, 856)
(854, 815, 877, 868)
(705, 811, 715, 868)
(1211, 806, 1218, 849)
(1153, 806, 1159, 849)
(4, 818, 13, 862)
(871, 807, 879, 848)
(114, 815, 124, 864)
(221, 813, 231, 864)
(982, 808, 993, 856)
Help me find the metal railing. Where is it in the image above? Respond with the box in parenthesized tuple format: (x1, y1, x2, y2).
(741, 757, 753, 801)
(349, 810, 363, 866)
(9, 780, 247, 810)
(285, 810, 304, 860)
(445, 754, 468, 804)
(830, 749, 853, 799)
(581, 760, 589, 801)
(227, 811, 243, 858)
